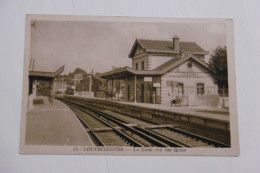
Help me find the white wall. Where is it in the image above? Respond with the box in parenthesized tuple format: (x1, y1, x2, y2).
(149, 56, 173, 70)
(161, 60, 217, 104)
(132, 55, 148, 70)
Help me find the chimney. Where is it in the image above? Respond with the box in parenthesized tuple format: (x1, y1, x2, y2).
(172, 36, 180, 51)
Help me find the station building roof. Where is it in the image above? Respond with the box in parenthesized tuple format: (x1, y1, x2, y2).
(100, 54, 212, 80)
(129, 39, 209, 58)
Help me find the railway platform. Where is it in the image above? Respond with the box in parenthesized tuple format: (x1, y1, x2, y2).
(56, 95, 231, 146)
(25, 96, 94, 146)
(118, 101, 229, 121)
(62, 95, 229, 121)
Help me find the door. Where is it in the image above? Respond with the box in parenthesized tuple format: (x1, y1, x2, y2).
(147, 83, 153, 103)
(141, 84, 144, 102)
(127, 85, 130, 101)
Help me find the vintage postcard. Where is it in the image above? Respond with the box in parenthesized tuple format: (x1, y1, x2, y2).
(20, 14, 239, 156)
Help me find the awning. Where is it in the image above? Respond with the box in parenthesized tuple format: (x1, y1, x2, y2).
(29, 65, 65, 79)
(100, 54, 213, 80)
(100, 66, 162, 80)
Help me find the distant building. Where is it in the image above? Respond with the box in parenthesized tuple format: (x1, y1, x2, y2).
(101, 37, 218, 106)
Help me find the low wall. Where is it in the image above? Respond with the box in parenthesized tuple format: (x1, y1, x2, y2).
(219, 97, 229, 108)
(59, 95, 230, 144)
(74, 91, 94, 97)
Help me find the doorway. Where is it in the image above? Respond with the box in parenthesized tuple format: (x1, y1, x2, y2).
(127, 85, 130, 101)
(141, 84, 144, 102)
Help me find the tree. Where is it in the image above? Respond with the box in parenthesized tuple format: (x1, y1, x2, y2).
(91, 75, 104, 93)
(209, 46, 228, 88)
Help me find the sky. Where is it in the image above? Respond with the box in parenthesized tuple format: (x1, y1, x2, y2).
(30, 20, 227, 74)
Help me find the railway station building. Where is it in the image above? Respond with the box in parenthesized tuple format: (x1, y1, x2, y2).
(100, 37, 219, 106)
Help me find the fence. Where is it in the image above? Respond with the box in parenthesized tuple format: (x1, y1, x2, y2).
(218, 88, 229, 97)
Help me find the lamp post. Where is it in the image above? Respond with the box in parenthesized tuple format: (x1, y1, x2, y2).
(61, 77, 64, 95)
(73, 78, 76, 93)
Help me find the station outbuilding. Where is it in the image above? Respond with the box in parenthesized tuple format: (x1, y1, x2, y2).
(100, 37, 219, 106)
(28, 62, 64, 108)
(29, 65, 65, 96)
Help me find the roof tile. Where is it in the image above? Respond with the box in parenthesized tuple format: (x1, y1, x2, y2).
(137, 39, 206, 52)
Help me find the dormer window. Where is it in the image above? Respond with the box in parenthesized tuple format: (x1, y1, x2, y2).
(135, 63, 138, 70)
(141, 61, 144, 70)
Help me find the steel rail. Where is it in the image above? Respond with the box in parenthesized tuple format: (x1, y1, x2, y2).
(64, 100, 144, 147)
(67, 104, 105, 146)
(62, 98, 184, 147)
(71, 97, 159, 125)
(61, 97, 230, 148)
(166, 127, 231, 148)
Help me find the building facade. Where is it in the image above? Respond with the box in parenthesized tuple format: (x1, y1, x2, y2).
(101, 37, 218, 106)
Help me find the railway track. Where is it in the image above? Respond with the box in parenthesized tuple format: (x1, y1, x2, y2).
(62, 99, 185, 147)
(59, 97, 230, 148)
(67, 103, 142, 147)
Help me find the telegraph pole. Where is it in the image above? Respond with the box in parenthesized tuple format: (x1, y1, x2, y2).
(73, 77, 76, 93)
(61, 77, 64, 95)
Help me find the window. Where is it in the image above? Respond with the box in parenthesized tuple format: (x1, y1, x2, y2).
(177, 83, 184, 95)
(135, 63, 138, 70)
(197, 83, 204, 95)
(127, 85, 130, 100)
(141, 61, 145, 70)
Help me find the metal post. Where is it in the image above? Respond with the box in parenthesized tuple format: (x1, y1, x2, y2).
(118, 79, 120, 101)
(106, 80, 108, 100)
(49, 80, 51, 89)
(222, 85, 225, 97)
(74, 78, 76, 93)
(33, 80, 36, 97)
(134, 75, 137, 103)
(87, 75, 92, 92)
(125, 77, 127, 101)
(222, 85, 225, 108)
(90, 75, 92, 93)
(53, 78, 57, 95)
(61, 77, 64, 95)
(111, 79, 113, 100)
(160, 77, 162, 104)
(171, 82, 174, 100)
(52, 80, 55, 95)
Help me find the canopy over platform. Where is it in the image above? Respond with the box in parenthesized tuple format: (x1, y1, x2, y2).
(99, 66, 161, 80)
(29, 65, 65, 95)
(29, 65, 65, 79)
(100, 54, 211, 80)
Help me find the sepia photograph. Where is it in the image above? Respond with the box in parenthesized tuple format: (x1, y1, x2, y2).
(20, 14, 239, 155)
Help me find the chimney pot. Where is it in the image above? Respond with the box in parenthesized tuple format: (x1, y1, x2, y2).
(172, 36, 180, 51)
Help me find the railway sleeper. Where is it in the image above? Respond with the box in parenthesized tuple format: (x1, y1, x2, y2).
(166, 127, 230, 148)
